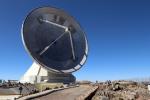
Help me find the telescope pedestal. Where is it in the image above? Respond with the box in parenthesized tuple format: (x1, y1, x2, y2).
(20, 62, 76, 84)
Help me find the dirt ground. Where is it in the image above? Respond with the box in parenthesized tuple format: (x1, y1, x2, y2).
(33, 85, 91, 100)
(92, 81, 150, 100)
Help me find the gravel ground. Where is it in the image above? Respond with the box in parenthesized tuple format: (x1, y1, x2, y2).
(92, 81, 150, 100)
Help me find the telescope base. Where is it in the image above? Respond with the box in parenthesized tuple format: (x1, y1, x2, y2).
(20, 62, 76, 84)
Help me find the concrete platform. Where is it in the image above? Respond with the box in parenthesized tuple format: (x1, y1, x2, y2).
(0, 95, 20, 100)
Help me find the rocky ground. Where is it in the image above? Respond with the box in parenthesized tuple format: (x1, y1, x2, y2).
(92, 81, 150, 100)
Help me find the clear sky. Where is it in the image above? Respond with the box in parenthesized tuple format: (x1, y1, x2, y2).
(0, 0, 150, 82)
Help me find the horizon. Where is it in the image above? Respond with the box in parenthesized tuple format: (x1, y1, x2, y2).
(0, 0, 150, 82)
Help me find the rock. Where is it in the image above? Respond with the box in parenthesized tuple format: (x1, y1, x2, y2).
(92, 81, 150, 100)
(99, 96, 109, 100)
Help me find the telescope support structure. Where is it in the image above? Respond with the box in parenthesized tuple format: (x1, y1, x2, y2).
(20, 62, 76, 84)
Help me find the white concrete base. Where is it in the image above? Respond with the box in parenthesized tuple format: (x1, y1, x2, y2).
(148, 85, 150, 91)
(20, 62, 75, 84)
(20, 62, 48, 84)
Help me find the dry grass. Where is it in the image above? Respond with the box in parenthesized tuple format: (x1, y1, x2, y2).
(35, 83, 64, 91)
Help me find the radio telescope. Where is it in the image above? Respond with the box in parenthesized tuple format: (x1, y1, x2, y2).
(20, 7, 88, 84)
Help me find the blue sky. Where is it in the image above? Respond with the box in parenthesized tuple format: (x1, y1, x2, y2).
(0, 0, 150, 81)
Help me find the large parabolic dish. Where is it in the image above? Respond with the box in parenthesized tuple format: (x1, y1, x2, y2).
(22, 7, 88, 73)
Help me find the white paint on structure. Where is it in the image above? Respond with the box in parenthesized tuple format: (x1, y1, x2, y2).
(148, 85, 150, 91)
(20, 62, 48, 84)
